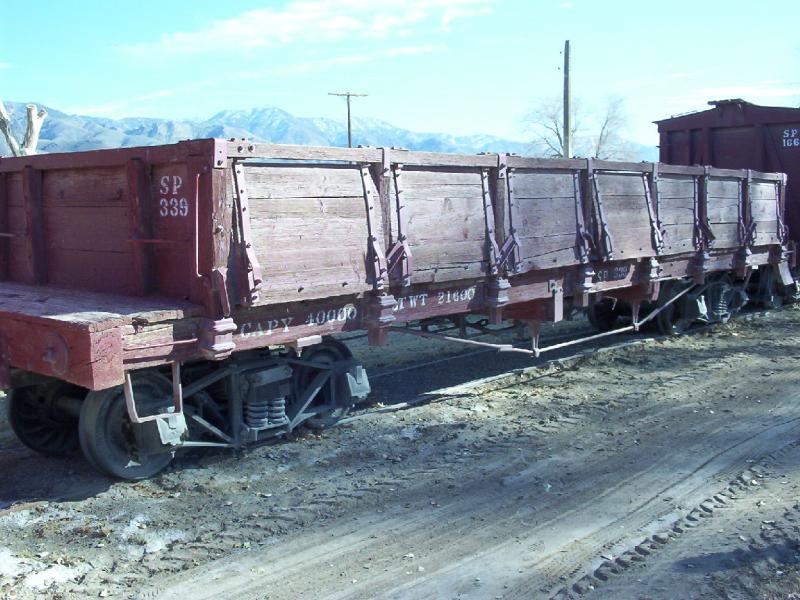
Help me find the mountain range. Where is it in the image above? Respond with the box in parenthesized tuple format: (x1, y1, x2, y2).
(0, 101, 658, 160)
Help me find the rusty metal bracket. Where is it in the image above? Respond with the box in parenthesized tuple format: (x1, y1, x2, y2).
(741, 170, 757, 246)
(124, 362, 184, 424)
(212, 267, 232, 317)
(572, 170, 593, 263)
(232, 161, 263, 305)
(644, 165, 665, 255)
(481, 168, 503, 274)
(499, 156, 520, 272)
(587, 159, 614, 260)
(698, 170, 716, 249)
(385, 162, 413, 287)
(776, 175, 789, 244)
(360, 164, 388, 290)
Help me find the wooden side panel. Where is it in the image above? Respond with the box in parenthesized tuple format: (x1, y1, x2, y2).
(749, 180, 781, 247)
(390, 167, 487, 283)
(510, 170, 581, 271)
(5, 171, 32, 282)
(706, 176, 742, 249)
(37, 167, 136, 293)
(22, 167, 47, 284)
(596, 172, 653, 259)
(658, 174, 697, 255)
(245, 164, 378, 304)
(150, 163, 193, 300)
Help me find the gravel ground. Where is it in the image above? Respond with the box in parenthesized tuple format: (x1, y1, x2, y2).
(1, 307, 800, 599)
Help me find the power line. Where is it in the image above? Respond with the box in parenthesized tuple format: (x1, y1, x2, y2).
(328, 92, 368, 148)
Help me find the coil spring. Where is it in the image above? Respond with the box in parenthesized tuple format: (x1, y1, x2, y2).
(267, 396, 286, 423)
(707, 282, 732, 322)
(244, 396, 269, 429)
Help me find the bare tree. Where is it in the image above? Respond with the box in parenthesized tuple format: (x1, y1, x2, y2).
(0, 101, 47, 156)
(525, 97, 580, 158)
(525, 96, 632, 160)
(591, 97, 627, 160)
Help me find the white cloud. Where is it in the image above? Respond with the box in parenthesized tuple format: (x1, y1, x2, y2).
(0, 62, 10, 70)
(441, 6, 491, 30)
(238, 44, 446, 78)
(560, 1, 574, 8)
(121, 0, 495, 58)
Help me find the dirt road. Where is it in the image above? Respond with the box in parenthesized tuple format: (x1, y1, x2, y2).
(1, 308, 800, 599)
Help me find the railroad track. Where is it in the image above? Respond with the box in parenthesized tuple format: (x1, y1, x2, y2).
(342, 304, 789, 425)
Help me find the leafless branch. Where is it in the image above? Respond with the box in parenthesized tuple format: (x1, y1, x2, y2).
(0, 100, 21, 157)
(0, 101, 47, 157)
(22, 104, 47, 155)
(525, 96, 630, 160)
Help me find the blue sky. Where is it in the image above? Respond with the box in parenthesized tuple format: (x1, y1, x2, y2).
(1, 0, 798, 146)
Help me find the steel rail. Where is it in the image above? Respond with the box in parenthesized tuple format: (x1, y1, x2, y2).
(342, 305, 784, 426)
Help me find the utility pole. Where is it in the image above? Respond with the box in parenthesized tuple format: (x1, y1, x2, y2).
(328, 92, 368, 148)
(562, 40, 572, 159)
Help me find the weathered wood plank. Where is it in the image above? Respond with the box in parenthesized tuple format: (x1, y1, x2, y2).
(244, 166, 365, 199)
(707, 222, 740, 248)
(409, 240, 485, 266)
(392, 151, 496, 168)
(752, 221, 780, 245)
(45, 206, 130, 252)
(231, 142, 382, 163)
(517, 233, 577, 258)
(47, 249, 140, 295)
(595, 193, 648, 212)
(595, 173, 648, 196)
(659, 205, 695, 226)
(41, 167, 127, 206)
(22, 167, 47, 284)
(748, 182, 778, 201)
(412, 262, 486, 283)
(400, 169, 483, 186)
(657, 196, 695, 213)
(657, 176, 696, 199)
(400, 185, 484, 201)
(126, 159, 154, 295)
(250, 214, 368, 240)
(517, 248, 580, 271)
(509, 172, 576, 199)
(661, 223, 695, 253)
(706, 179, 741, 198)
(749, 199, 779, 221)
(607, 226, 655, 258)
(514, 200, 579, 237)
(5, 171, 23, 208)
(706, 204, 740, 223)
(0, 282, 199, 327)
(255, 267, 372, 305)
(250, 196, 367, 219)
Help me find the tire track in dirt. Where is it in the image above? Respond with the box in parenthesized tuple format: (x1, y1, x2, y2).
(578, 440, 800, 599)
(149, 318, 800, 600)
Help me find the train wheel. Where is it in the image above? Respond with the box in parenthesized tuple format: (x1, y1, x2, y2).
(8, 384, 83, 456)
(78, 373, 175, 480)
(656, 280, 693, 336)
(587, 297, 620, 331)
(293, 338, 355, 430)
